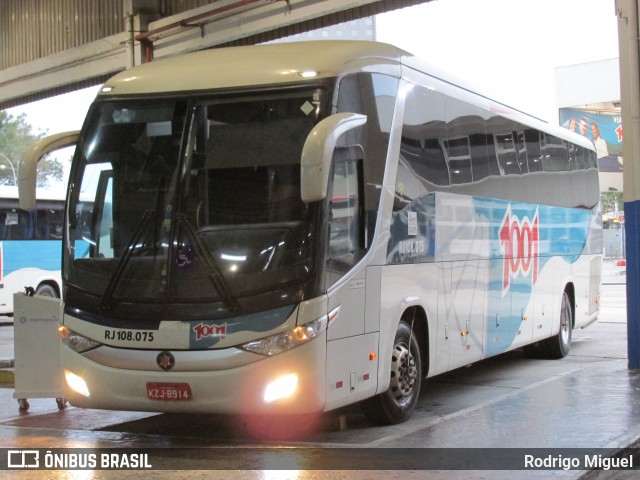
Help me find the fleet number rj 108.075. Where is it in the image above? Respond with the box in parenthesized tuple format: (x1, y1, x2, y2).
(104, 329, 155, 342)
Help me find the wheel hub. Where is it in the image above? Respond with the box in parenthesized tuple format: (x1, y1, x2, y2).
(390, 343, 417, 400)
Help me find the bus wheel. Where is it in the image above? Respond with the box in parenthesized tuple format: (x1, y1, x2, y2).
(35, 283, 58, 298)
(525, 291, 573, 359)
(363, 320, 421, 425)
(545, 291, 573, 358)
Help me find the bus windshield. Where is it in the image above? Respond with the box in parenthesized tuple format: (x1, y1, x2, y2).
(64, 88, 327, 321)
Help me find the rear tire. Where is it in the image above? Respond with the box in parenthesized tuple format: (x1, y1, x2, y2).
(524, 291, 572, 359)
(363, 320, 421, 425)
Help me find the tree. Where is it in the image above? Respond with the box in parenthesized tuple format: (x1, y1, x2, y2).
(0, 110, 65, 187)
(601, 191, 624, 217)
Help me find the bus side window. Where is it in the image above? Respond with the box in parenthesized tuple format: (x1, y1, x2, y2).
(2, 210, 26, 239)
(469, 133, 495, 181)
(444, 96, 484, 184)
(541, 134, 570, 172)
(326, 149, 364, 288)
(494, 132, 520, 175)
(400, 82, 450, 194)
(337, 72, 396, 254)
(524, 128, 543, 172)
(93, 171, 114, 258)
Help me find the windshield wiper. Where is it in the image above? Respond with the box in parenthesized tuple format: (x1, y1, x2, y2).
(100, 210, 155, 311)
(176, 215, 242, 314)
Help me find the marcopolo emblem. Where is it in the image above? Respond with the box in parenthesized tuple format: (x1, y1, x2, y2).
(156, 351, 175, 371)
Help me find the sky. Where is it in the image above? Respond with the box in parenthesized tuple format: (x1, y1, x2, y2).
(5, 0, 620, 132)
(376, 0, 620, 122)
(6, 85, 101, 136)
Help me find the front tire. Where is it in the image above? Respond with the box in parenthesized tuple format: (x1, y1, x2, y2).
(363, 320, 422, 425)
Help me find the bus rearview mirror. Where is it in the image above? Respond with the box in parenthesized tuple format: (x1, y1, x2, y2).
(300, 112, 367, 203)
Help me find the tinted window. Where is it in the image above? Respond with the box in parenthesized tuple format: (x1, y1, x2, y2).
(337, 73, 398, 244)
(469, 133, 498, 180)
(486, 115, 521, 175)
(516, 130, 528, 173)
(397, 84, 448, 208)
(444, 136, 472, 184)
(325, 152, 364, 288)
(575, 145, 597, 169)
(541, 134, 569, 171)
(445, 97, 487, 184)
(523, 128, 543, 172)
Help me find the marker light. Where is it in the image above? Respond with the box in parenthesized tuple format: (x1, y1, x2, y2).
(65, 370, 91, 398)
(59, 326, 102, 353)
(264, 373, 298, 403)
(299, 70, 318, 78)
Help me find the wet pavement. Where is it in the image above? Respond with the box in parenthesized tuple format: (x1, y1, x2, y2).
(0, 259, 637, 479)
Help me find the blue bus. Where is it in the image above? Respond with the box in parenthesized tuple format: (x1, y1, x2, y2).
(0, 185, 64, 314)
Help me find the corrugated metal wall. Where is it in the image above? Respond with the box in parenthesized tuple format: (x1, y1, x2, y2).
(161, 0, 219, 15)
(0, 0, 426, 70)
(0, 0, 124, 70)
(0, 0, 429, 108)
(0, 0, 258, 71)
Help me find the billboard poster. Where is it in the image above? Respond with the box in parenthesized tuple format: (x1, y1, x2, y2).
(559, 108, 622, 167)
(560, 108, 623, 194)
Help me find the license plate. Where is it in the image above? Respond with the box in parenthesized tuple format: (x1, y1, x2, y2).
(146, 382, 192, 401)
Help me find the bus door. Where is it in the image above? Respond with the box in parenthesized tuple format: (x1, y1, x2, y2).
(324, 149, 379, 411)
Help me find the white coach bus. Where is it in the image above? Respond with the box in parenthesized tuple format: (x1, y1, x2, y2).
(19, 41, 601, 424)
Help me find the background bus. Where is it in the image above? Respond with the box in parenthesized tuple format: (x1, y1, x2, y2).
(0, 185, 63, 314)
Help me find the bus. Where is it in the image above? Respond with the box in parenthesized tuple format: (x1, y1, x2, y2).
(0, 185, 64, 314)
(19, 41, 601, 425)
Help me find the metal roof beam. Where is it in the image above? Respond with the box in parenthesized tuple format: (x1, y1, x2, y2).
(149, 0, 384, 59)
(0, 32, 128, 108)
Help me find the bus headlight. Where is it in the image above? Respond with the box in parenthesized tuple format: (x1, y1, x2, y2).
(241, 317, 327, 356)
(59, 326, 102, 353)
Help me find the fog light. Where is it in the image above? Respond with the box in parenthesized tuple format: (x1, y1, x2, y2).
(263, 373, 298, 403)
(65, 369, 90, 398)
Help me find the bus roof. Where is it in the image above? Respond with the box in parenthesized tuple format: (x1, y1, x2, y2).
(99, 41, 405, 96)
(98, 40, 593, 151)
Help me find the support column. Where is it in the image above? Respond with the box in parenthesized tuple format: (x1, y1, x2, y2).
(616, 0, 640, 369)
(123, 0, 164, 66)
